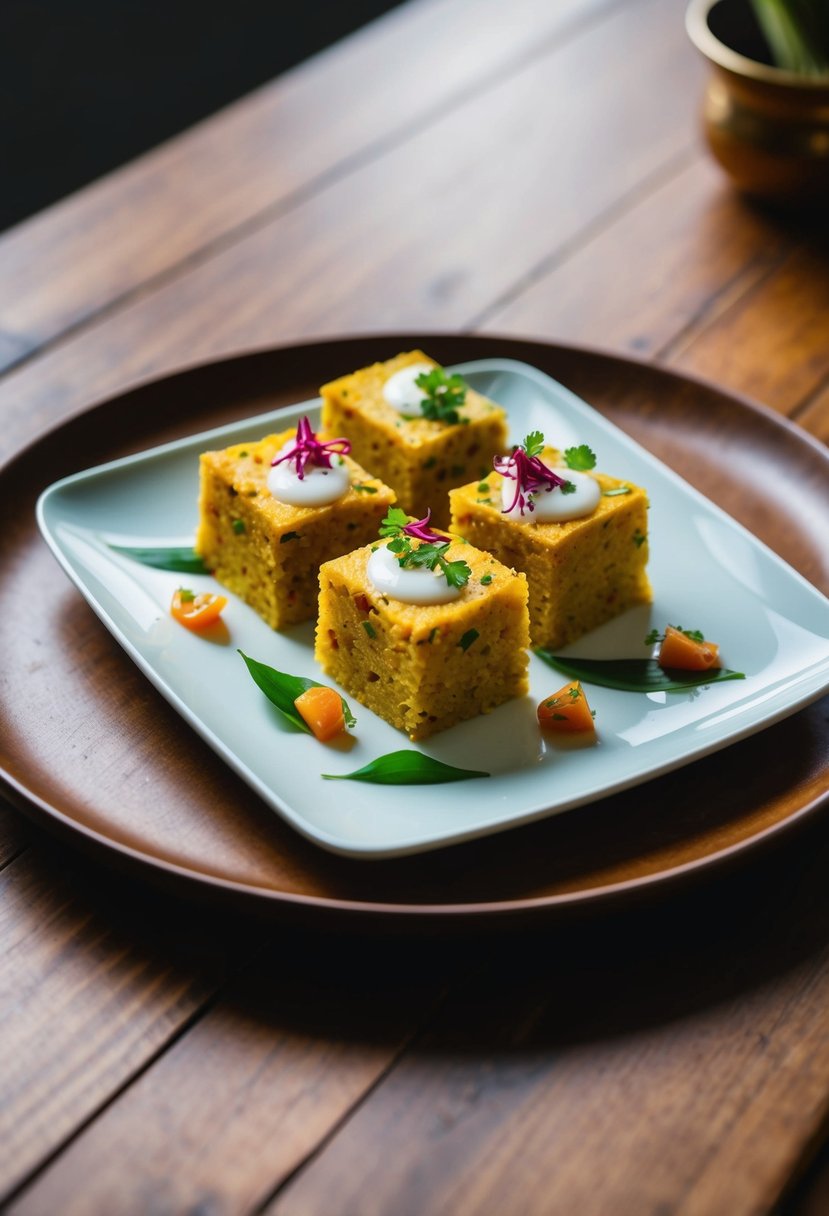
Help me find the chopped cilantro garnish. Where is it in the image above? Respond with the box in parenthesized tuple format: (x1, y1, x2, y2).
(458, 628, 479, 652)
(379, 507, 411, 537)
(604, 486, 631, 497)
(232, 519, 245, 534)
(428, 627, 439, 643)
(280, 531, 301, 544)
(633, 530, 646, 548)
(362, 620, 377, 639)
(480, 574, 493, 586)
(352, 483, 377, 494)
(404, 543, 471, 589)
(564, 444, 597, 471)
(415, 367, 468, 425)
(522, 431, 545, 458)
(560, 481, 577, 495)
(378, 508, 471, 590)
(238, 450, 248, 457)
(477, 481, 490, 493)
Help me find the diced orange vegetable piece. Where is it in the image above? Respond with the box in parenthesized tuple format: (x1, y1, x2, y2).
(170, 588, 227, 630)
(658, 625, 720, 671)
(537, 681, 595, 732)
(294, 685, 346, 742)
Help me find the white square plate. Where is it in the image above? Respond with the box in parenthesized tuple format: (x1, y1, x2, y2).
(37, 359, 829, 857)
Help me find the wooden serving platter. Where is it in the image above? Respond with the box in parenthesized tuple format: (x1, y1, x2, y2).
(1, 334, 827, 923)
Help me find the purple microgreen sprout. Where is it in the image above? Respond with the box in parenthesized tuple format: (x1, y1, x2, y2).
(494, 432, 571, 516)
(271, 416, 351, 480)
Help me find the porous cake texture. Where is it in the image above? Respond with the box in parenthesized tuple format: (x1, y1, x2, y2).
(319, 350, 508, 529)
(449, 463, 651, 649)
(315, 540, 529, 740)
(195, 429, 395, 629)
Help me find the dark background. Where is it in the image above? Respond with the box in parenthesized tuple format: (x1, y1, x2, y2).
(1, 0, 405, 233)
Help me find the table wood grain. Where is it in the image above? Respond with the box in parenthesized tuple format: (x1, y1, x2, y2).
(1, 1, 828, 1212)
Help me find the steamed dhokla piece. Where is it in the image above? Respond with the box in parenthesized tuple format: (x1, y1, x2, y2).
(315, 539, 529, 740)
(195, 429, 395, 629)
(319, 350, 508, 529)
(449, 450, 651, 650)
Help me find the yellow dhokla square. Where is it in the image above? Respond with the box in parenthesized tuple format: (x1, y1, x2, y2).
(315, 540, 529, 740)
(449, 463, 651, 649)
(195, 429, 395, 629)
(319, 350, 508, 529)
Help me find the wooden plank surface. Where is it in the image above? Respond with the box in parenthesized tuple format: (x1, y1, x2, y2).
(2, 0, 829, 1212)
(0, 0, 616, 374)
(265, 826, 829, 1216)
(6, 938, 462, 1215)
(0, 0, 703, 464)
(0, 848, 255, 1202)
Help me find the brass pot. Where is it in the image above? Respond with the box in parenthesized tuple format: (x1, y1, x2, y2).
(686, 0, 829, 202)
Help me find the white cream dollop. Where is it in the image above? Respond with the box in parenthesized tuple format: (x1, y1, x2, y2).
(367, 544, 462, 605)
(501, 469, 601, 522)
(267, 443, 350, 507)
(382, 362, 434, 415)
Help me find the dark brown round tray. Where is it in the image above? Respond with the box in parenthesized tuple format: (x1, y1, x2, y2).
(1, 334, 827, 924)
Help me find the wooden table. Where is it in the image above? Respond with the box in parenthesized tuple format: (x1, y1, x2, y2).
(2, 1, 829, 1211)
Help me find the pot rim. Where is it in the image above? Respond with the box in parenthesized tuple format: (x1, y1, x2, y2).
(686, 0, 829, 89)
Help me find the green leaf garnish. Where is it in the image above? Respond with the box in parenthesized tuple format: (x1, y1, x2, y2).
(415, 367, 468, 425)
(645, 625, 706, 646)
(522, 431, 545, 458)
(239, 651, 356, 732)
(458, 628, 479, 652)
(109, 544, 208, 574)
(535, 650, 745, 692)
(378, 508, 471, 589)
(563, 444, 597, 471)
(280, 531, 301, 544)
(406, 544, 471, 589)
(362, 620, 377, 639)
(352, 483, 378, 494)
(480, 573, 493, 585)
(633, 530, 646, 548)
(559, 480, 577, 495)
(322, 750, 489, 784)
(378, 506, 411, 537)
(232, 519, 246, 534)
